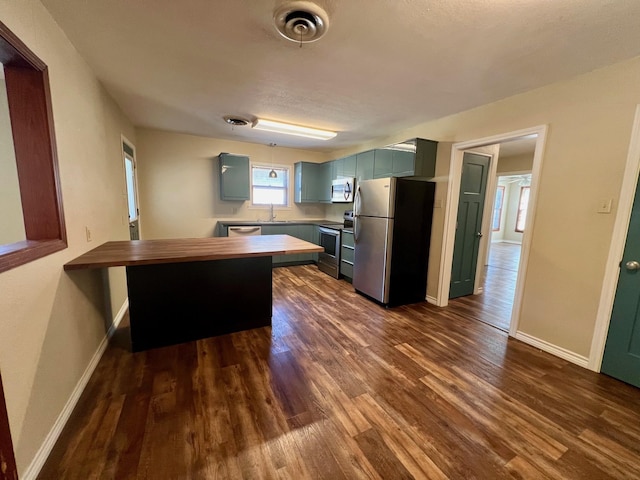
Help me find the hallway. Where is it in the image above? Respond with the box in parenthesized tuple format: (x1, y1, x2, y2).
(449, 242, 520, 332)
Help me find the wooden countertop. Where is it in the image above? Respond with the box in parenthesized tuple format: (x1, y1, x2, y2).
(64, 235, 323, 270)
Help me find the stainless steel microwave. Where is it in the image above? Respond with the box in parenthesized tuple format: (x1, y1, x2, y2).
(331, 178, 355, 203)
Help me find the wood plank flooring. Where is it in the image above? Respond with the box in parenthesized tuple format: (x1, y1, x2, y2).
(454, 242, 521, 332)
(38, 264, 640, 479)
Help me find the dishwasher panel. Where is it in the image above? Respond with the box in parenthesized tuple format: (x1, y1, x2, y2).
(228, 226, 262, 237)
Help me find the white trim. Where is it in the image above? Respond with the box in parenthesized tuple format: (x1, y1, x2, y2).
(500, 240, 522, 245)
(515, 332, 589, 368)
(249, 163, 292, 208)
(121, 134, 141, 238)
(436, 125, 548, 341)
(109, 298, 129, 333)
(474, 147, 500, 295)
(21, 299, 129, 480)
(496, 169, 532, 177)
(426, 295, 438, 305)
(589, 105, 640, 372)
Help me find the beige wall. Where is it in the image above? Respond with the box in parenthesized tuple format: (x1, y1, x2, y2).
(0, 1, 134, 475)
(0, 78, 25, 244)
(2, 2, 639, 473)
(497, 152, 535, 174)
(329, 56, 640, 359)
(135, 128, 328, 239)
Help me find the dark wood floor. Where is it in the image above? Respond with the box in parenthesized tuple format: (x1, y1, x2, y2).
(454, 242, 521, 332)
(39, 264, 640, 479)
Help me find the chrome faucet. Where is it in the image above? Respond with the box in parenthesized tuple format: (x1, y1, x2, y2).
(269, 203, 276, 222)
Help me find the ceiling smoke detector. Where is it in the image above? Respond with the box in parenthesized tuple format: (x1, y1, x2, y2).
(274, 1, 330, 44)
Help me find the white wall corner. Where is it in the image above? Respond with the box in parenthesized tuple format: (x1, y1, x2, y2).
(21, 298, 129, 480)
(515, 331, 589, 369)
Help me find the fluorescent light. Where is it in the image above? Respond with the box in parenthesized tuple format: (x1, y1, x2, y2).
(252, 118, 337, 140)
(384, 142, 416, 153)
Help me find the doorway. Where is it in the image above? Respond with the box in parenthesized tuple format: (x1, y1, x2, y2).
(437, 126, 547, 337)
(122, 137, 140, 240)
(591, 104, 640, 375)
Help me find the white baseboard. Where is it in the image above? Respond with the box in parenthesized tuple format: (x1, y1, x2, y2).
(515, 331, 589, 368)
(107, 298, 129, 335)
(426, 295, 438, 305)
(21, 299, 129, 480)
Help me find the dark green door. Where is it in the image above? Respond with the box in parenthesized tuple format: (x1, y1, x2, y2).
(601, 177, 640, 388)
(450, 152, 490, 299)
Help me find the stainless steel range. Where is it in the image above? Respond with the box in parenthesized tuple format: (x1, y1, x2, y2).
(317, 211, 353, 279)
(317, 226, 341, 278)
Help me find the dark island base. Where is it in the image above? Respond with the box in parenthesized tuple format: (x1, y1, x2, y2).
(126, 256, 272, 352)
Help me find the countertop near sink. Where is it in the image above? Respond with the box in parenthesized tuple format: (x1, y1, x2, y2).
(218, 219, 343, 227)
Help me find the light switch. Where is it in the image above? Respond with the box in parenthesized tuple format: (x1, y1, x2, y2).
(597, 198, 613, 214)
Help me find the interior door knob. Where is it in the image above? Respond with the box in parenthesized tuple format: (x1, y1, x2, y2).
(625, 260, 640, 271)
(476, 232, 483, 238)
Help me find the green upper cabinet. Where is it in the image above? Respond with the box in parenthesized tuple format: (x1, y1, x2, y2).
(337, 155, 356, 179)
(392, 149, 415, 177)
(219, 153, 250, 201)
(413, 138, 438, 177)
(294, 161, 331, 203)
(355, 150, 375, 183)
(373, 148, 393, 178)
(371, 138, 438, 180)
(328, 160, 338, 182)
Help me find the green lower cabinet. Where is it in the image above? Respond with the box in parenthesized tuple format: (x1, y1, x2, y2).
(341, 231, 355, 279)
(262, 224, 319, 265)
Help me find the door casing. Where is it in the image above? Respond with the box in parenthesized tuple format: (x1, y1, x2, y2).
(122, 135, 141, 240)
(436, 125, 548, 339)
(591, 104, 640, 371)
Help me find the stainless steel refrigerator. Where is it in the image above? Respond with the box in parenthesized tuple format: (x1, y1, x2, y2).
(353, 177, 435, 306)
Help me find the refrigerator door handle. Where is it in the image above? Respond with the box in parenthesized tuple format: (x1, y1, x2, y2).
(354, 185, 362, 242)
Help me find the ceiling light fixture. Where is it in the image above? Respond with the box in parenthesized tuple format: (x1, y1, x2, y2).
(252, 118, 337, 140)
(268, 143, 278, 178)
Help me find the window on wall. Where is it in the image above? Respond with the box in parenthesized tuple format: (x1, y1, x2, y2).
(251, 165, 289, 206)
(0, 21, 67, 274)
(492, 186, 505, 231)
(516, 186, 531, 233)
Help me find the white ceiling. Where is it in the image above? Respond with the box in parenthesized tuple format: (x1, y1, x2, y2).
(41, 0, 640, 152)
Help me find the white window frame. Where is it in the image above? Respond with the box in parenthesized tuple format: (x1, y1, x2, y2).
(250, 164, 291, 208)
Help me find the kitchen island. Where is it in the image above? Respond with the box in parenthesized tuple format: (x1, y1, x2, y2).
(65, 235, 322, 351)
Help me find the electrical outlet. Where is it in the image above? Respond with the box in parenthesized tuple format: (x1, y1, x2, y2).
(597, 198, 613, 214)
(85, 226, 92, 242)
